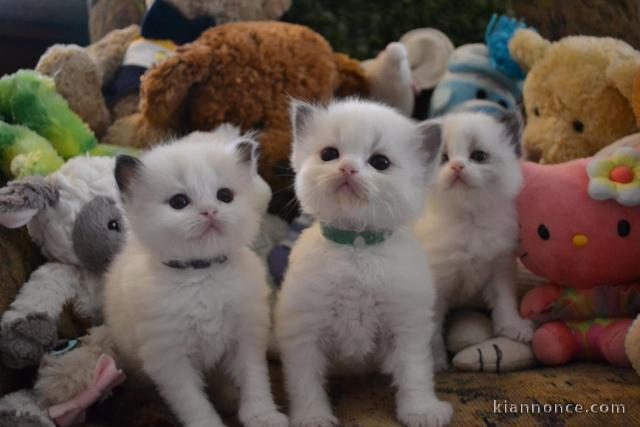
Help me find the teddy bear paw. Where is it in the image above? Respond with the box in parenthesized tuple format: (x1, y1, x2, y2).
(0, 313, 58, 369)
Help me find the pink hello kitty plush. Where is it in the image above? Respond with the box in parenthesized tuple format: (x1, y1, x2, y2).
(518, 147, 640, 367)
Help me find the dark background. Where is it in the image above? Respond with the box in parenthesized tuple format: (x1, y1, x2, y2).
(2, 0, 640, 76)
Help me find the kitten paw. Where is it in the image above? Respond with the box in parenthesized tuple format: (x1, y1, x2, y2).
(398, 400, 453, 427)
(291, 414, 338, 427)
(495, 317, 534, 342)
(243, 410, 289, 427)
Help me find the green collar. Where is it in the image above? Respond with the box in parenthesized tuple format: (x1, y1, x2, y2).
(320, 224, 392, 247)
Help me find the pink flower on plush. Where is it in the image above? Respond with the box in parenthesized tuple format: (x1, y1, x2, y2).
(517, 149, 640, 367)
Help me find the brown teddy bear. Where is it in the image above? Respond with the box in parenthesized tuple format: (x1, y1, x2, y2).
(509, 29, 640, 163)
(34, 0, 292, 140)
(134, 21, 369, 218)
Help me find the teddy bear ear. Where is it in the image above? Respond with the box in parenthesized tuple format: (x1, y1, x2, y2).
(606, 58, 640, 108)
(0, 177, 59, 228)
(508, 29, 550, 71)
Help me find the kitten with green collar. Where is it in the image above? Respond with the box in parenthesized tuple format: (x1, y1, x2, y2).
(276, 99, 452, 427)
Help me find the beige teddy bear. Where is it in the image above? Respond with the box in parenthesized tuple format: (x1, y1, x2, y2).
(509, 29, 640, 163)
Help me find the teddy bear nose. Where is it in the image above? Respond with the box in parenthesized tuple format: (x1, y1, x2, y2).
(572, 234, 589, 247)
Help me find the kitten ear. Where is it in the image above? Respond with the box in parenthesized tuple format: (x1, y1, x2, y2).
(234, 138, 260, 173)
(498, 110, 523, 157)
(114, 155, 144, 197)
(290, 100, 317, 142)
(417, 119, 443, 164)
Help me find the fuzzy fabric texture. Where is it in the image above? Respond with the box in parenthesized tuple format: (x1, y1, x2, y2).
(137, 21, 369, 220)
(36, 25, 140, 139)
(0, 156, 123, 369)
(509, 29, 640, 163)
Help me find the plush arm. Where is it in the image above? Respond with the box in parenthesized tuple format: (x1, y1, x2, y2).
(140, 43, 213, 129)
(0, 262, 81, 368)
(2, 262, 80, 324)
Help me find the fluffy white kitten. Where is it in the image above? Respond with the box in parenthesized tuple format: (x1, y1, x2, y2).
(276, 99, 453, 427)
(414, 111, 534, 371)
(104, 131, 287, 427)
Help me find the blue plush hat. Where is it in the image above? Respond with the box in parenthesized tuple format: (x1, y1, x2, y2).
(429, 14, 528, 118)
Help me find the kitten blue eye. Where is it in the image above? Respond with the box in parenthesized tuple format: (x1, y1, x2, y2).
(441, 153, 449, 164)
(320, 147, 339, 161)
(470, 150, 489, 162)
(217, 188, 234, 203)
(168, 194, 190, 210)
(368, 154, 390, 171)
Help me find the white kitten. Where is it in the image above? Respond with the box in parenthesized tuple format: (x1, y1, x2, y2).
(104, 131, 287, 427)
(414, 111, 534, 371)
(276, 99, 453, 427)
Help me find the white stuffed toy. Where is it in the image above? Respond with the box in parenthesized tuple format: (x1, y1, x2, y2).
(0, 156, 125, 427)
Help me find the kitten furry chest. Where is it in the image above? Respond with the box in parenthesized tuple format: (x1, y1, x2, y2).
(287, 226, 415, 364)
(421, 209, 518, 303)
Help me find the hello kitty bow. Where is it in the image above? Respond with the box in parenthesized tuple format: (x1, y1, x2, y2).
(48, 354, 125, 427)
(587, 147, 640, 206)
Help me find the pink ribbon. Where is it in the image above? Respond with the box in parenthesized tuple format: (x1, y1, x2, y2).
(49, 354, 125, 426)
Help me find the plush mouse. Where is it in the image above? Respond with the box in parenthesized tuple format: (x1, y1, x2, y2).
(0, 326, 124, 427)
(517, 147, 640, 366)
(509, 30, 640, 163)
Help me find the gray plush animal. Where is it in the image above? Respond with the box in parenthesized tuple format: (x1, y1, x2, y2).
(0, 156, 124, 369)
(0, 156, 125, 426)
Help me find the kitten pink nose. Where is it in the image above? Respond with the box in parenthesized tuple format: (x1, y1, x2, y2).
(340, 165, 358, 175)
(200, 209, 218, 218)
(450, 162, 465, 173)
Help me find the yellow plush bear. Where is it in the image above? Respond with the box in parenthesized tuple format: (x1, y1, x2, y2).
(509, 29, 640, 163)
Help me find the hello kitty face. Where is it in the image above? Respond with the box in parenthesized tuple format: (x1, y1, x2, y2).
(290, 99, 442, 230)
(518, 157, 640, 288)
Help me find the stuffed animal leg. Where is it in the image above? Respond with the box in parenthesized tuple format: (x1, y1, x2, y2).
(533, 318, 633, 367)
(445, 309, 536, 372)
(361, 42, 414, 116)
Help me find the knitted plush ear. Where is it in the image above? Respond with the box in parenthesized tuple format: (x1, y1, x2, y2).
(0, 177, 59, 228)
(508, 29, 550, 71)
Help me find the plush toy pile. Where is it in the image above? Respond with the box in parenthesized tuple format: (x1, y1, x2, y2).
(2, 2, 640, 426)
